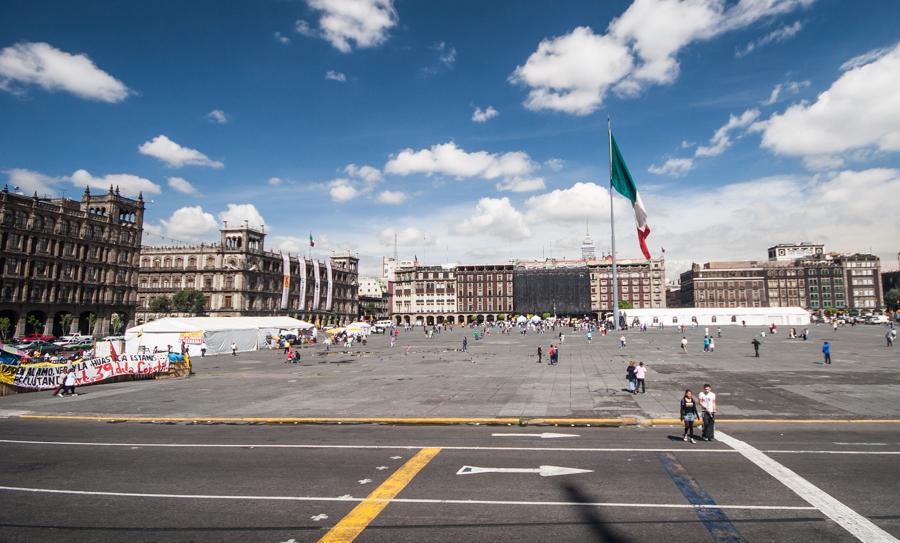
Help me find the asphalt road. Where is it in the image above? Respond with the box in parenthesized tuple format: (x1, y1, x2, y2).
(1, 419, 898, 542)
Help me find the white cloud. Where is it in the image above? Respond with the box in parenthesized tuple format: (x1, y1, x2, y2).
(344, 163, 383, 184)
(759, 42, 900, 166)
(695, 108, 760, 157)
(69, 169, 161, 197)
(329, 179, 360, 202)
(452, 197, 531, 241)
(544, 158, 565, 171)
(138, 135, 224, 169)
(472, 105, 498, 123)
(511, 0, 813, 115)
(274, 31, 291, 45)
(268, 177, 284, 186)
(0, 41, 131, 102)
(495, 177, 546, 193)
(650, 108, 759, 176)
(205, 109, 229, 124)
(325, 70, 347, 82)
(167, 176, 200, 196)
(3, 168, 62, 195)
(433, 41, 456, 67)
(376, 190, 408, 204)
(159, 206, 219, 241)
(648, 158, 694, 176)
(736, 21, 803, 57)
(385, 142, 537, 184)
(510, 26, 633, 116)
(524, 182, 628, 224)
(304, 0, 398, 53)
(840, 45, 893, 71)
(295, 19, 316, 37)
(218, 203, 266, 230)
(761, 80, 810, 106)
(379, 226, 433, 246)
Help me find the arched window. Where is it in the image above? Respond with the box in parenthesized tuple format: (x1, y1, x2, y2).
(163, 257, 172, 268)
(206, 256, 215, 268)
(188, 257, 197, 269)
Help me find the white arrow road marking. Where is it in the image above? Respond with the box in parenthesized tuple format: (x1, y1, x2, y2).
(491, 432, 580, 439)
(310, 514, 328, 521)
(376, 466, 389, 470)
(358, 479, 372, 484)
(457, 465, 593, 477)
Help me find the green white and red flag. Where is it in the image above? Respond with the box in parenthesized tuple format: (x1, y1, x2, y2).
(610, 133, 651, 260)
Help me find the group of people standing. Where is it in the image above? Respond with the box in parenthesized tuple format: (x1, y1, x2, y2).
(680, 384, 717, 443)
(625, 361, 646, 393)
(535, 344, 559, 365)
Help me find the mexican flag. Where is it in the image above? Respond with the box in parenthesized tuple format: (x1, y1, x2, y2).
(610, 133, 651, 260)
(309, 233, 315, 248)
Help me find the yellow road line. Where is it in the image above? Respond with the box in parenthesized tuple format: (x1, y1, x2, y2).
(646, 418, 900, 425)
(18, 415, 521, 425)
(317, 447, 441, 543)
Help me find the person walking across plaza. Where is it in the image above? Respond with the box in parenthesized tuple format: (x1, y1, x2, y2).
(200, 342, 207, 357)
(537, 344, 543, 363)
(822, 341, 832, 365)
(230, 342, 237, 356)
(698, 384, 717, 441)
(462, 336, 468, 352)
(751, 337, 761, 358)
(634, 361, 647, 393)
(680, 336, 688, 353)
(680, 389, 699, 443)
(57, 368, 77, 397)
(709, 337, 715, 352)
(886, 329, 895, 348)
(703, 336, 710, 352)
(619, 335, 626, 349)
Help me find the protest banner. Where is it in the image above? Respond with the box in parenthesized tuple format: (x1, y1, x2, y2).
(8, 353, 170, 390)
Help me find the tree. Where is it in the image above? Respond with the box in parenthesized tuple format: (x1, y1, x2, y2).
(886, 288, 900, 311)
(60, 313, 74, 335)
(149, 296, 172, 313)
(541, 312, 551, 319)
(0, 317, 10, 340)
(618, 300, 633, 310)
(86, 313, 97, 336)
(110, 313, 124, 335)
(26, 314, 44, 334)
(173, 289, 206, 315)
(497, 313, 507, 321)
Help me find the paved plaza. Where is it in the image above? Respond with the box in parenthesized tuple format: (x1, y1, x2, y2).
(1, 323, 898, 420)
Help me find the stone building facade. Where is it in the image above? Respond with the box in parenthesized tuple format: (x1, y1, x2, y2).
(137, 225, 358, 325)
(0, 186, 144, 338)
(587, 257, 666, 312)
(390, 264, 457, 325)
(456, 264, 514, 317)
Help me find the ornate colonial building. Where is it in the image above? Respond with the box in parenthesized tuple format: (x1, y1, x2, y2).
(0, 186, 144, 338)
(137, 224, 359, 325)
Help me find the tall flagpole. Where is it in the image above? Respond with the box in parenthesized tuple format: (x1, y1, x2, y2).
(608, 114, 620, 331)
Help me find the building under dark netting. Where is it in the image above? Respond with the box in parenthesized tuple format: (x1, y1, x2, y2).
(513, 267, 593, 316)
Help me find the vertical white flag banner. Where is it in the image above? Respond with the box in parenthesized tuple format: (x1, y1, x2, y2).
(313, 260, 321, 310)
(325, 258, 334, 311)
(298, 256, 307, 311)
(281, 253, 291, 310)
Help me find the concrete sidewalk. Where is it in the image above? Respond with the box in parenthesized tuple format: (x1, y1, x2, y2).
(1, 325, 898, 420)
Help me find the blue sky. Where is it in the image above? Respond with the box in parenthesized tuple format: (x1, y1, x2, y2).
(2, 0, 899, 277)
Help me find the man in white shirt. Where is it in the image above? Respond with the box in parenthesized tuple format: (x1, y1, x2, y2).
(698, 384, 717, 441)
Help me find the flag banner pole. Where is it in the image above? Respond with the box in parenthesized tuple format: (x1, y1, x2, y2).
(609, 114, 620, 330)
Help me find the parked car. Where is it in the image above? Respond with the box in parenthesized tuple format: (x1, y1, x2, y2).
(14, 340, 63, 354)
(54, 334, 90, 346)
(14, 333, 56, 343)
(866, 315, 889, 324)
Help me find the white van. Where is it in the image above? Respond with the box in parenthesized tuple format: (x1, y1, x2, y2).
(372, 320, 394, 333)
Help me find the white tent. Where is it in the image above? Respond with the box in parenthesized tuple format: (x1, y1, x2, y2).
(345, 322, 371, 335)
(125, 317, 315, 356)
(622, 307, 810, 327)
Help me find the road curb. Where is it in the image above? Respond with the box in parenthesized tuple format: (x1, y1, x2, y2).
(15, 414, 900, 426)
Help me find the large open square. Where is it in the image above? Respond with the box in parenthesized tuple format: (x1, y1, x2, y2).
(2, 323, 899, 542)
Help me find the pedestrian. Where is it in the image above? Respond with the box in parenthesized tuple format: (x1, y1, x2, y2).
(709, 337, 715, 352)
(619, 335, 626, 348)
(537, 344, 543, 363)
(703, 336, 710, 352)
(200, 342, 207, 357)
(390, 335, 396, 348)
(886, 330, 894, 348)
(231, 342, 237, 356)
(716, 327, 722, 339)
(626, 362, 637, 393)
(822, 341, 831, 365)
(833, 321, 838, 332)
(587, 331, 592, 343)
(286, 348, 294, 363)
(59, 368, 77, 397)
(751, 337, 761, 357)
(680, 336, 688, 353)
(698, 384, 717, 441)
(680, 389, 699, 443)
(634, 361, 647, 393)
(549, 344, 558, 366)
(462, 337, 468, 352)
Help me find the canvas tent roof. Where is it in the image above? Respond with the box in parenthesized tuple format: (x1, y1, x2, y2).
(127, 316, 314, 334)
